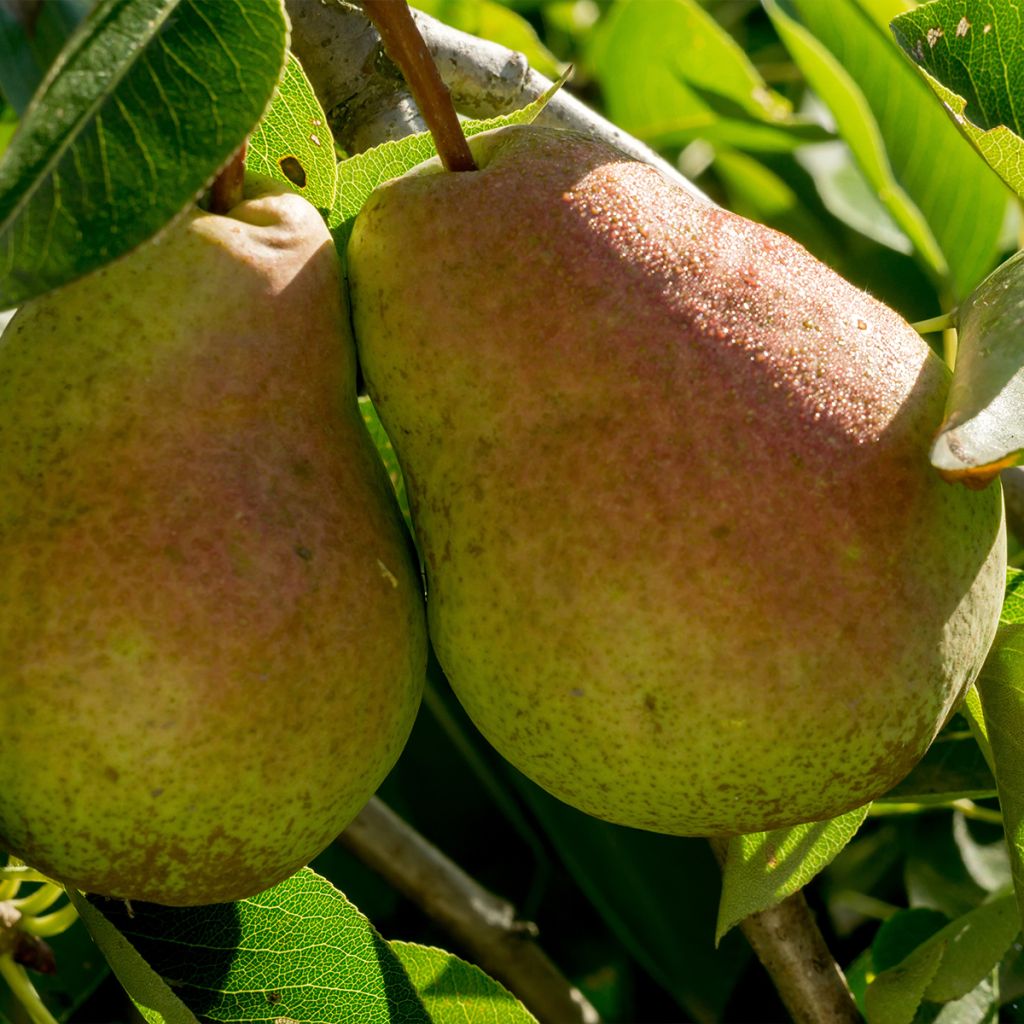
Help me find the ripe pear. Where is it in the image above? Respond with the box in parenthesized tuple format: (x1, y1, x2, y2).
(0, 181, 426, 904)
(347, 125, 1006, 836)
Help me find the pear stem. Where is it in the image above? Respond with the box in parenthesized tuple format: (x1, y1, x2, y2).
(709, 839, 861, 1024)
(208, 143, 248, 214)
(340, 797, 600, 1024)
(361, 0, 476, 172)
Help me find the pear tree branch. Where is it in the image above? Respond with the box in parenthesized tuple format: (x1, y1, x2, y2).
(340, 797, 600, 1024)
(736, 896, 862, 1023)
(283, 0, 707, 199)
(361, 0, 475, 171)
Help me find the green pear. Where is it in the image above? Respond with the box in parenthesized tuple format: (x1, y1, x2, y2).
(0, 181, 426, 904)
(347, 125, 1006, 836)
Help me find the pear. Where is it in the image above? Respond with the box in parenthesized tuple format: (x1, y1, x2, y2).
(347, 125, 1006, 836)
(0, 181, 426, 904)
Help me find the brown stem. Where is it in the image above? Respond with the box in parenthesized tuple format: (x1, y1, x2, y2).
(361, 0, 476, 172)
(208, 143, 248, 214)
(710, 839, 862, 1023)
(340, 797, 599, 1024)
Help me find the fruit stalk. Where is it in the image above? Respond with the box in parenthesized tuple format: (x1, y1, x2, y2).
(340, 797, 600, 1024)
(207, 143, 248, 215)
(361, 0, 476, 171)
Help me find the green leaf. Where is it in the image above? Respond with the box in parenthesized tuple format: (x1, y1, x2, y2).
(961, 686, 995, 775)
(391, 942, 538, 1023)
(866, 892, 1017, 1022)
(767, 0, 1007, 298)
(929, 972, 1000, 1023)
(764, 0, 943, 279)
(795, 138, 913, 254)
(1002, 568, 1024, 625)
(891, 0, 1024, 201)
(865, 938, 945, 1024)
(930, 250, 1024, 482)
(247, 52, 337, 220)
(0, 0, 288, 309)
(976, 623, 1024, 930)
(904, 813, 991, 919)
(952, 811, 1011, 895)
(588, 0, 826, 153)
(333, 78, 562, 251)
(871, 908, 950, 973)
(0, 105, 16, 159)
(923, 892, 1017, 1001)
(74, 868, 431, 1024)
(715, 806, 869, 942)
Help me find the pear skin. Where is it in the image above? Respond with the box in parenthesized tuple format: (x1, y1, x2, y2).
(348, 125, 1005, 836)
(0, 183, 426, 904)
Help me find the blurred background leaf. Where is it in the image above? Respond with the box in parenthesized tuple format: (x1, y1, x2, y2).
(765, 0, 1009, 300)
(588, 0, 828, 153)
(0, 0, 90, 114)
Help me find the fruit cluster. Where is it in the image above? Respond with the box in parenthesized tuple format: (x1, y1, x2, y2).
(0, 125, 1005, 906)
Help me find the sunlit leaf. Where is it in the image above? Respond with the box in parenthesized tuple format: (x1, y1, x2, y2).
(716, 806, 869, 941)
(589, 0, 825, 152)
(930, 250, 1024, 483)
(892, 0, 1024, 200)
(1003, 569, 1024, 626)
(391, 942, 538, 1023)
(795, 138, 913, 254)
(0, 104, 18, 160)
(360, 395, 412, 531)
(73, 869, 431, 1023)
(247, 52, 337, 219)
(767, 0, 1007, 297)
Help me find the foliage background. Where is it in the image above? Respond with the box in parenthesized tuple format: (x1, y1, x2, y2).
(1, 0, 1021, 1022)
